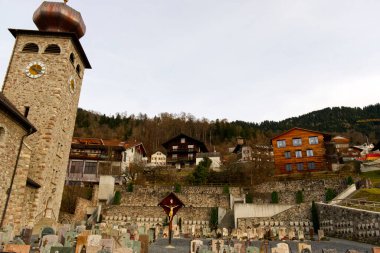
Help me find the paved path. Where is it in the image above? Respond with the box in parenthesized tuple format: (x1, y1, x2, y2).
(149, 237, 376, 253)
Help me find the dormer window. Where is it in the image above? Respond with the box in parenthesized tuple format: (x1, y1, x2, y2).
(44, 44, 61, 54)
(22, 43, 39, 53)
(181, 138, 186, 143)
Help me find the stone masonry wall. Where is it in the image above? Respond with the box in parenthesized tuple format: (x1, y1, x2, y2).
(116, 185, 236, 209)
(0, 110, 31, 231)
(102, 205, 211, 224)
(317, 203, 380, 245)
(253, 178, 346, 204)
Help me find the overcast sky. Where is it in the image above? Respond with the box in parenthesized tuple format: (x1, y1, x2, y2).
(1, 0, 380, 123)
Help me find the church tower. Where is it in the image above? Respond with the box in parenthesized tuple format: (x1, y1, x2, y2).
(2, 1, 91, 228)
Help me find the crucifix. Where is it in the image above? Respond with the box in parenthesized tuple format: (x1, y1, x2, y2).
(158, 192, 184, 246)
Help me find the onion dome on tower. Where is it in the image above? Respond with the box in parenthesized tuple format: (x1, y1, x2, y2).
(32, 1, 86, 38)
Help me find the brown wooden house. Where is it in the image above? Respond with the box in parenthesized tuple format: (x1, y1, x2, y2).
(162, 133, 208, 169)
(271, 127, 333, 174)
(66, 137, 125, 186)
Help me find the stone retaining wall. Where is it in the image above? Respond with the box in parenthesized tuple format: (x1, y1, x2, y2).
(102, 205, 212, 223)
(317, 202, 380, 245)
(253, 178, 346, 204)
(116, 185, 233, 209)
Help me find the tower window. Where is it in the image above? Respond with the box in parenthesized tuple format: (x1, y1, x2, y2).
(70, 53, 75, 64)
(22, 43, 39, 53)
(44, 44, 61, 54)
(76, 64, 81, 76)
(0, 126, 6, 143)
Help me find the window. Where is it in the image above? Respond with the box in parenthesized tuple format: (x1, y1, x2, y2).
(70, 53, 75, 64)
(84, 162, 97, 174)
(188, 153, 194, 159)
(0, 126, 6, 143)
(70, 161, 83, 174)
(284, 151, 291, 159)
(309, 136, 319, 145)
(292, 138, 302, 146)
(172, 154, 177, 159)
(295, 150, 302, 158)
(297, 163, 304, 171)
(285, 164, 292, 172)
(172, 146, 178, 150)
(277, 140, 286, 148)
(306, 149, 314, 157)
(188, 145, 194, 148)
(308, 162, 316, 169)
(181, 138, 186, 143)
(76, 64, 81, 76)
(22, 43, 39, 53)
(44, 44, 61, 54)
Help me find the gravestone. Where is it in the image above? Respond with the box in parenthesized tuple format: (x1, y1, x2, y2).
(297, 230, 304, 240)
(114, 248, 133, 253)
(4, 244, 31, 253)
(40, 235, 59, 252)
(298, 243, 311, 253)
(75, 225, 86, 234)
(75, 235, 88, 253)
(223, 228, 229, 237)
(64, 231, 77, 247)
(278, 228, 287, 240)
(247, 246, 260, 253)
(289, 229, 296, 240)
(277, 243, 290, 253)
(318, 230, 324, 240)
(101, 238, 115, 253)
(132, 240, 141, 253)
(257, 228, 264, 239)
(190, 239, 203, 253)
(212, 239, 224, 253)
(138, 235, 149, 253)
(87, 235, 102, 247)
(271, 247, 288, 253)
(322, 249, 337, 253)
(21, 228, 32, 244)
(234, 242, 242, 253)
(50, 246, 74, 253)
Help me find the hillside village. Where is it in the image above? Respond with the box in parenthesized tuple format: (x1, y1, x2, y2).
(0, 1, 380, 253)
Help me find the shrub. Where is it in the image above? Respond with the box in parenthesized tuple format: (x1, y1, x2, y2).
(223, 185, 230, 194)
(113, 191, 121, 205)
(246, 192, 253, 203)
(296, 190, 303, 204)
(271, 191, 279, 203)
(174, 183, 181, 193)
(127, 183, 134, 192)
(311, 201, 320, 232)
(209, 207, 218, 231)
(346, 176, 354, 185)
(325, 188, 337, 202)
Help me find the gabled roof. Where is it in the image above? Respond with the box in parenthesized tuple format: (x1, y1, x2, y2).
(270, 127, 330, 141)
(0, 92, 36, 134)
(162, 133, 208, 152)
(122, 140, 147, 156)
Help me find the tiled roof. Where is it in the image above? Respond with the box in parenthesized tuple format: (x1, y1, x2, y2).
(0, 92, 36, 134)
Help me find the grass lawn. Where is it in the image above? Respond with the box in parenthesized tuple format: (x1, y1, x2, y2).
(361, 170, 380, 185)
(350, 188, 380, 202)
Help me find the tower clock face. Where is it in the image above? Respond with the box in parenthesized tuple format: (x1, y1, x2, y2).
(25, 61, 46, 78)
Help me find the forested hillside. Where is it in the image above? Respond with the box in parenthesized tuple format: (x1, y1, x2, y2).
(74, 104, 380, 155)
